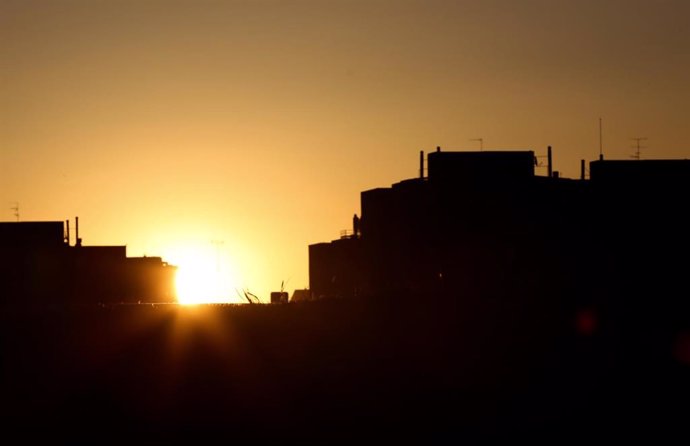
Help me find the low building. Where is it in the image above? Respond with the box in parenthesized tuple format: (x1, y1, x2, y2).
(0, 220, 177, 306)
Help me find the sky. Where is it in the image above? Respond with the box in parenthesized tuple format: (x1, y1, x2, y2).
(2, 0, 689, 301)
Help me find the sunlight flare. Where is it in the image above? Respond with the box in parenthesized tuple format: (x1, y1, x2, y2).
(166, 244, 241, 305)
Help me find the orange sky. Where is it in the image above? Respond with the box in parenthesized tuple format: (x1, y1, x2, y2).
(2, 0, 689, 301)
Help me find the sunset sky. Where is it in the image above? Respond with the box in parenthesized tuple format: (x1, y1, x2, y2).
(2, 0, 689, 301)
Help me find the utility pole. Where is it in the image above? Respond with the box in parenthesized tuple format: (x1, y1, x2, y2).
(631, 137, 647, 160)
(470, 138, 484, 151)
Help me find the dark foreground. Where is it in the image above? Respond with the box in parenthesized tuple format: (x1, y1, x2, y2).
(2, 295, 689, 444)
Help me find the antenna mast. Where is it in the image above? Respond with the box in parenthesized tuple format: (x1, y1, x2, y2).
(599, 118, 604, 160)
(470, 138, 484, 151)
(631, 137, 647, 160)
(10, 202, 19, 222)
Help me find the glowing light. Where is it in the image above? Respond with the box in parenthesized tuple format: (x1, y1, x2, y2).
(166, 244, 240, 305)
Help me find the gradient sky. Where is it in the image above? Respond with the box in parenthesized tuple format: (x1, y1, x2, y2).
(2, 0, 689, 301)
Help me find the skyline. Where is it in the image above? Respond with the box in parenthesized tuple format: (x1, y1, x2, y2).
(3, 0, 690, 300)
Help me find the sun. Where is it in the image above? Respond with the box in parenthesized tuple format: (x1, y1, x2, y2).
(176, 263, 226, 305)
(166, 244, 240, 305)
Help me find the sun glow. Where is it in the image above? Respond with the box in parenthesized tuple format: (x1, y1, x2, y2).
(167, 244, 241, 305)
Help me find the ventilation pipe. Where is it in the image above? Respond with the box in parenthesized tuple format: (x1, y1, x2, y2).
(581, 159, 586, 180)
(547, 146, 553, 178)
(76, 216, 82, 247)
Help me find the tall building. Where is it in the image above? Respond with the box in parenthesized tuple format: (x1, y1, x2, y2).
(309, 149, 689, 311)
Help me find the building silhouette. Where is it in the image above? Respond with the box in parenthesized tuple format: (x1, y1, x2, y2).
(2, 152, 689, 443)
(309, 149, 690, 315)
(0, 219, 176, 306)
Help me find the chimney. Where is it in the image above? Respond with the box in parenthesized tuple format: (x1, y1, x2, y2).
(547, 146, 553, 178)
(436, 146, 441, 152)
(76, 216, 82, 247)
(580, 159, 586, 180)
(419, 150, 424, 179)
(65, 220, 70, 246)
(353, 214, 360, 239)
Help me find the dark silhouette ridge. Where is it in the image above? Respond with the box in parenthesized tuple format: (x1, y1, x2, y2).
(2, 149, 690, 444)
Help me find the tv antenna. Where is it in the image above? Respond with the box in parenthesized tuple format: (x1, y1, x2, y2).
(470, 138, 484, 151)
(10, 202, 19, 221)
(599, 117, 604, 160)
(631, 137, 647, 160)
(280, 277, 292, 293)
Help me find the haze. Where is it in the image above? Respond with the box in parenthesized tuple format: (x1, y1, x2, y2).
(2, 0, 689, 300)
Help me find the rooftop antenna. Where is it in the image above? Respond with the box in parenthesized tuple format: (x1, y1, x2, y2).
(10, 202, 19, 221)
(419, 150, 424, 179)
(599, 117, 604, 160)
(280, 277, 291, 293)
(631, 137, 647, 160)
(470, 138, 484, 151)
